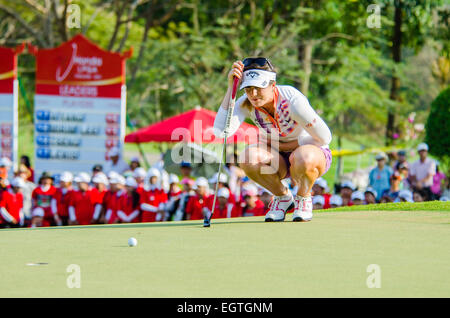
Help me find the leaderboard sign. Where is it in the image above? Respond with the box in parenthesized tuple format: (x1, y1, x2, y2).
(29, 35, 132, 182)
(0, 44, 23, 173)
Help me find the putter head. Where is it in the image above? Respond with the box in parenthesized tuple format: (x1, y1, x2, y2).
(203, 216, 211, 227)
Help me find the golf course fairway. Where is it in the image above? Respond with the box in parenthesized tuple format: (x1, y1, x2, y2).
(1, 202, 449, 298)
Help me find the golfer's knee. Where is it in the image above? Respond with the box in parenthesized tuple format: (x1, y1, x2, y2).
(290, 151, 317, 175)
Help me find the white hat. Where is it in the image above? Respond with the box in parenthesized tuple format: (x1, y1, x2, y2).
(11, 177, 26, 188)
(0, 157, 12, 167)
(147, 168, 161, 179)
(330, 195, 343, 206)
(74, 172, 91, 184)
(110, 174, 126, 185)
(417, 143, 429, 152)
(169, 174, 179, 184)
(240, 69, 276, 90)
(133, 167, 147, 178)
(108, 170, 120, 179)
(398, 189, 413, 202)
(341, 180, 354, 191)
(194, 177, 209, 189)
(375, 152, 387, 160)
(351, 191, 365, 201)
(92, 173, 109, 185)
(364, 187, 378, 198)
(242, 184, 259, 197)
(314, 177, 328, 189)
(108, 147, 120, 157)
(217, 187, 230, 199)
(312, 195, 325, 206)
(209, 172, 228, 184)
(125, 176, 138, 188)
(130, 156, 140, 163)
(60, 171, 73, 183)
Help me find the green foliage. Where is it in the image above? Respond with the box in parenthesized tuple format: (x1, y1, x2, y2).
(425, 87, 450, 171)
(0, 0, 448, 150)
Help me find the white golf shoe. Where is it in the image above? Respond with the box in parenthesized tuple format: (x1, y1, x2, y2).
(265, 192, 295, 222)
(292, 195, 313, 222)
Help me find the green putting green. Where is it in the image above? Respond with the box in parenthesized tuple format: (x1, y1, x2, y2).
(1, 202, 449, 297)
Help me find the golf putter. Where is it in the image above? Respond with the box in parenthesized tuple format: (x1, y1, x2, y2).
(204, 77, 239, 227)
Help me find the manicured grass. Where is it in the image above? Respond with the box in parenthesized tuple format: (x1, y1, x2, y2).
(0, 206, 449, 297)
(318, 201, 450, 212)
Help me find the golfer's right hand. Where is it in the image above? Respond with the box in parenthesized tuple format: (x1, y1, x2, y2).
(228, 61, 244, 87)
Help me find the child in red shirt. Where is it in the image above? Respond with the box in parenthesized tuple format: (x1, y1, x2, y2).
(103, 175, 126, 224)
(68, 173, 97, 225)
(240, 187, 265, 217)
(185, 177, 210, 220)
(0, 177, 25, 227)
(91, 173, 109, 223)
(206, 187, 241, 219)
(117, 177, 141, 223)
(54, 171, 74, 226)
(31, 172, 60, 227)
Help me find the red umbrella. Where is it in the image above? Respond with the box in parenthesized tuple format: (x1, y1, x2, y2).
(125, 107, 259, 144)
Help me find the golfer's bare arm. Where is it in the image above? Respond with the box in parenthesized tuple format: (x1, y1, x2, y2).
(288, 92, 332, 147)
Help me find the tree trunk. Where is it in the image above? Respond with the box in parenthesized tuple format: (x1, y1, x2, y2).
(386, 0, 403, 146)
(298, 40, 313, 96)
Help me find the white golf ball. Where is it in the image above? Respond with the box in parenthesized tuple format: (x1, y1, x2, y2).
(128, 237, 138, 247)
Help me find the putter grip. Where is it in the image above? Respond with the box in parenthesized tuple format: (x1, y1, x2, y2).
(224, 77, 239, 136)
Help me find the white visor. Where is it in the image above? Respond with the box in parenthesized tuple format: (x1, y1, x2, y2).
(240, 69, 276, 90)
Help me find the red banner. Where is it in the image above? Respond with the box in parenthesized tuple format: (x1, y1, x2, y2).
(31, 34, 132, 181)
(0, 44, 24, 94)
(29, 34, 132, 98)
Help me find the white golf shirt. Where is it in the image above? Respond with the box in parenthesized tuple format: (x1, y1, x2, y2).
(214, 85, 332, 148)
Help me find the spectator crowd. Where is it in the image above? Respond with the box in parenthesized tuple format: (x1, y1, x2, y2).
(0, 142, 448, 229)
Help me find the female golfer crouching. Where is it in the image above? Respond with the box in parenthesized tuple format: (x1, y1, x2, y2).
(214, 58, 332, 222)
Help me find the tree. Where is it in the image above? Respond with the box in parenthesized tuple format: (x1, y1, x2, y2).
(425, 87, 450, 175)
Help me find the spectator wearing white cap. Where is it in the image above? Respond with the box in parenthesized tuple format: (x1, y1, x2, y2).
(240, 185, 265, 217)
(102, 174, 126, 224)
(91, 173, 109, 224)
(53, 171, 74, 226)
(31, 172, 61, 227)
(116, 177, 141, 223)
(409, 143, 435, 201)
(133, 167, 147, 195)
(329, 194, 343, 208)
(395, 189, 414, 203)
(209, 172, 235, 204)
(209, 172, 229, 188)
(185, 177, 210, 220)
(140, 169, 168, 223)
(146, 168, 161, 191)
(164, 174, 183, 221)
(15, 164, 36, 222)
(312, 177, 331, 209)
(0, 157, 12, 180)
(339, 180, 355, 206)
(0, 177, 25, 227)
(351, 191, 365, 205)
(205, 187, 240, 219)
(103, 147, 130, 175)
(369, 152, 393, 201)
(67, 172, 97, 226)
(312, 195, 325, 210)
(364, 187, 378, 205)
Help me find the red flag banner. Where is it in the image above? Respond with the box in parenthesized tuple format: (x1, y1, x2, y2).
(29, 34, 132, 181)
(0, 43, 23, 171)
